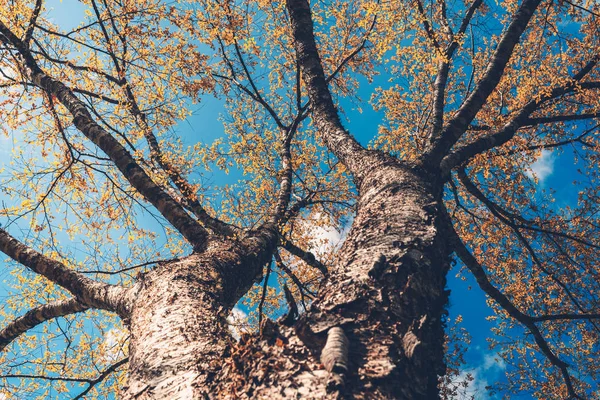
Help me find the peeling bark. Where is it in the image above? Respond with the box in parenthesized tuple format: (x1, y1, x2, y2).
(118, 161, 450, 399)
(211, 163, 450, 399)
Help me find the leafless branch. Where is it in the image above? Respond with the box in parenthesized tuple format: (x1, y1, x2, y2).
(72, 358, 129, 400)
(280, 238, 328, 276)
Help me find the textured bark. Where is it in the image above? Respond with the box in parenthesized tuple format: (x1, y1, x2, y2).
(117, 159, 450, 400)
(286, 0, 374, 179)
(212, 161, 450, 399)
(123, 229, 277, 399)
(124, 256, 230, 399)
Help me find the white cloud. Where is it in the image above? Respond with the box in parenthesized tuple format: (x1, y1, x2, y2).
(0, 65, 19, 81)
(452, 352, 506, 399)
(102, 327, 128, 363)
(482, 353, 506, 372)
(454, 369, 489, 399)
(307, 213, 352, 256)
(227, 306, 248, 341)
(310, 224, 344, 253)
(526, 150, 555, 184)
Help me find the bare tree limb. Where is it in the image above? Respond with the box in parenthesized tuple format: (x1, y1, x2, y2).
(455, 0, 484, 41)
(524, 111, 600, 126)
(72, 358, 128, 400)
(280, 283, 299, 326)
(231, 39, 287, 131)
(414, 0, 441, 50)
(280, 238, 328, 276)
(498, 123, 599, 156)
(274, 250, 315, 311)
(532, 313, 600, 322)
(0, 358, 128, 397)
(325, 8, 377, 84)
(258, 263, 272, 329)
(271, 132, 294, 224)
(456, 169, 600, 337)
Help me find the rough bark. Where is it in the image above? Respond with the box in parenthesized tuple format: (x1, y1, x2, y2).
(122, 228, 277, 399)
(286, 0, 374, 179)
(117, 160, 450, 400)
(209, 161, 450, 399)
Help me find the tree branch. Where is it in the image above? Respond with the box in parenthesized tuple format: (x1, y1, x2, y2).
(274, 250, 315, 311)
(532, 313, 600, 322)
(524, 111, 600, 126)
(445, 212, 582, 399)
(270, 131, 294, 224)
(286, 0, 377, 179)
(429, 0, 484, 141)
(426, 0, 543, 165)
(440, 61, 600, 175)
(325, 8, 377, 84)
(0, 19, 210, 250)
(23, 0, 43, 48)
(232, 38, 287, 131)
(89, 1, 236, 237)
(456, 169, 600, 327)
(498, 123, 599, 156)
(0, 229, 127, 313)
(258, 262, 272, 329)
(72, 358, 128, 400)
(280, 238, 328, 276)
(414, 0, 441, 50)
(0, 298, 88, 351)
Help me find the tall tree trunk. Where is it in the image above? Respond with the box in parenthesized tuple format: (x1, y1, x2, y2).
(122, 231, 277, 399)
(124, 255, 230, 399)
(212, 157, 451, 399)
(120, 156, 449, 399)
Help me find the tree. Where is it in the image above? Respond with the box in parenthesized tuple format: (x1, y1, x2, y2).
(0, 0, 599, 398)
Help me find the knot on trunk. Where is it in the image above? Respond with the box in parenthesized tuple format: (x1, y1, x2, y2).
(320, 327, 349, 374)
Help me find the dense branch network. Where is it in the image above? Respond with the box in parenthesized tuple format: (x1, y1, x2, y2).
(0, 0, 599, 397)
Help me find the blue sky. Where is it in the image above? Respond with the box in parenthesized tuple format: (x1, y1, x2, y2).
(2, 0, 592, 398)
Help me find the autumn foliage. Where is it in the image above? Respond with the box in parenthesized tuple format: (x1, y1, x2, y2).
(0, 0, 599, 398)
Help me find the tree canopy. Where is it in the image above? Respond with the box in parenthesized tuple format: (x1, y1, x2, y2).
(0, 0, 599, 398)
